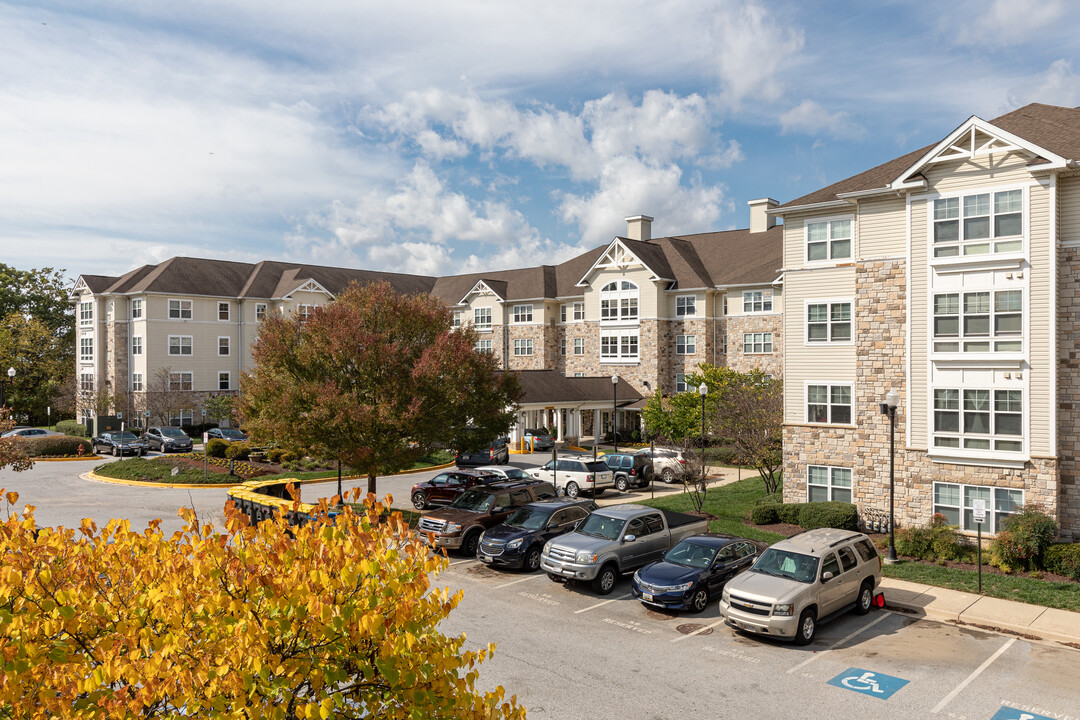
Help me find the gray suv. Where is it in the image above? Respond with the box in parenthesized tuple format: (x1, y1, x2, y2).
(719, 528, 881, 645)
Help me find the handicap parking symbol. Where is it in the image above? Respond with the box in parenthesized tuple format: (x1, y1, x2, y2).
(827, 667, 909, 700)
(990, 708, 1056, 720)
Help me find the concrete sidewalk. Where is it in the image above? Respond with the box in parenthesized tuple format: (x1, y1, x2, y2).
(882, 576, 1080, 648)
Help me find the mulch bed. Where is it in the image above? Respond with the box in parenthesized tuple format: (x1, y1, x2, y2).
(160, 455, 282, 480)
(749, 521, 804, 538)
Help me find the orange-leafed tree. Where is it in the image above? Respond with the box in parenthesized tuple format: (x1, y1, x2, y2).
(0, 490, 526, 718)
(239, 281, 521, 496)
(0, 409, 32, 473)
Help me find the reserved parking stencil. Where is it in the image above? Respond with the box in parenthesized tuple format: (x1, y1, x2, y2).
(827, 667, 909, 700)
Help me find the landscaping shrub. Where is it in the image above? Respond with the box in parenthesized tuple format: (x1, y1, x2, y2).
(224, 441, 251, 461)
(991, 504, 1059, 572)
(777, 503, 802, 525)
(55, 420, 88, 437)
(895, 513, 966, 562)
(279, 451, 298, 464)
(267, 448, 286, 463)
(1044, 543, 1080, 582)
(22, 436, 93, 457)
(798, 502, 859, 531)
(750, 503, 780, 525)
(705, 447, 741, 466)
(754, 491, 783, 506)
(205, 439, 229, 458)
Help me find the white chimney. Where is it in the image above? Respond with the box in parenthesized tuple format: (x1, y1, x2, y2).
(748, 198, 779, 233)
(625, 214, 653, 242)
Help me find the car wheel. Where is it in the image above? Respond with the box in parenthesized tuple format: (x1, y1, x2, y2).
(565, 482, 580, 498)
(855, 581, 874, 615)
(111, 446, 118, 457)
(661, 467, 675, 483)
(524, 546, 542, 572)
(461, 530, 481, 556)
(615, 476, 629, 493)
(690, 588, 709, 613)
(638, 480, 651, 489)
(593, 563, 618, 595)
(794, 609, 816, 645)
(411, 492, 428, 511)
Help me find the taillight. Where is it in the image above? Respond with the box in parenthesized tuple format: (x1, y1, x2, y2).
(630, 469, 636, 476)
(678, 459, 686, 464)
(489, 448, 495, 459)
(586, 474, 593, 484)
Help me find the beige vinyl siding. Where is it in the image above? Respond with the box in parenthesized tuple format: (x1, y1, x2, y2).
(782, 265, 856, 422)
(665, 291, 706, 318)
(725, 286, 780, 317)
(783, 209, 855, 269)
(858, 195, 906, 258)
(908, 197, 928, 448)
(584, 266, 660, 319)
(1029, 180, 1052, 455)
(1060, 176, 1080, 243)
(463, 293, 504, 326)
(922, 152, 1033, 194)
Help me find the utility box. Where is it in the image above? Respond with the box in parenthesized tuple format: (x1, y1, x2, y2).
(92, 415, 122, 436)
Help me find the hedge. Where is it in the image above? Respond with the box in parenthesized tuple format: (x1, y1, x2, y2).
(205, 439, 229, 458)
(55, 420, 88, 437)
(224, 441, 252, 461)
(1045, 543, 1080, 582)
(798, 502, 859, 531)
(750, 504, 780, 525)
(22, 436, 93, 457)
(777, 503, 802, 525)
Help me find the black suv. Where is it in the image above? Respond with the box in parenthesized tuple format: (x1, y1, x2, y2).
(602, 452, 654, 492)
(478, 497, 597, 571)
(411, 469, 500, 510)
(455, 436, 510, 467)
(416, 479, 557, 555)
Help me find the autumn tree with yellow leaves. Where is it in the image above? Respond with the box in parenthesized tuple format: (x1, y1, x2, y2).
(0, 490, 525, 719)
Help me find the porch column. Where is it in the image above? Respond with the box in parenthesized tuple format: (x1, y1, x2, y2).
(555, 408, 564, 442)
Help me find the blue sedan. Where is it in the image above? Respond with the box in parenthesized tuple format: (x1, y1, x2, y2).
(631, 534, 758, 613)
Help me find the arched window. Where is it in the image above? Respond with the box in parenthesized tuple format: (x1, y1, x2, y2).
(600, 280, 639, 322)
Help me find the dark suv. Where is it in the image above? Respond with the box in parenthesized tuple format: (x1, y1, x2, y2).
(602, 452, 654, 492)
(478, 497, 597, 571)
(455, 436, 510, 467)
(411, 469, 500, 510)
(143, 426, 194, 453)
(417, 479, 557, 555)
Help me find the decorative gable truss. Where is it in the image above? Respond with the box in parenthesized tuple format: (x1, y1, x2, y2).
(575, 239, 663, 286)
(458, 280, 505, 305)
(280, 278, 335, 300)
(69, 277, 92, 301)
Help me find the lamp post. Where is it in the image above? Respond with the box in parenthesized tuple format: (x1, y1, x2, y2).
(879, 388, 900, 564)
(0, 367, 15, 412)
(611, 374, 619, 453)
(698, 383, 708, 487)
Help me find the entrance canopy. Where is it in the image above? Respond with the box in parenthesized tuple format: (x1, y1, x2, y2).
(507, 371, 644, 444)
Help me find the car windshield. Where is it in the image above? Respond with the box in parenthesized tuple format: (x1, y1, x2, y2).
(115, 432, 140, 442)
(575, 513, 625, 541)
(220, 429, 245, 439)
(160, 428, 187, 438)
(504, 507, 550, 530)
(449, 490, 494, 513)
(664, 540, 718, 569)
(751, 548, 818, 584)
(499, 468, 528, 480)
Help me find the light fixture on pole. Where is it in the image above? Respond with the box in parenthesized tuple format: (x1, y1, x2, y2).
(611, 374, 619, 453)
(698, 383, 709, 488)
(879, 388, 900, 564)
(1, 367, 15, 412)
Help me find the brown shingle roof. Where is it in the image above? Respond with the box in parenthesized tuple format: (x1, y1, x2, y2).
(513, 370, 643, 404)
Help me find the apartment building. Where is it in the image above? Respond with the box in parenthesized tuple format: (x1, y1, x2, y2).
(776, 102, 1080, 539)
(71, 210, 783, 442)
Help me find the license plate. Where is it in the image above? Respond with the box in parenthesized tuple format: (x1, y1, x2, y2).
(738, 621, 755, 632)
(480, 554, 492, 562)
(643, 593, 654, 602)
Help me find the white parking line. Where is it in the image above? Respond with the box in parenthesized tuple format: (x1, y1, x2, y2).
(449, 558, 480, 567)
(495, 575, 543, 590)
(575, 593, 633, 614)
(786, 612, 892, 674)
(671, 618, 727, 643)
(930, 637, 1015, 714)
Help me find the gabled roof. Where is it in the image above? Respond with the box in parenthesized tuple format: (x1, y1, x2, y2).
(575, 238, 674, 287)
(513, 370, 644, 405)
(74, 274, 117, 294)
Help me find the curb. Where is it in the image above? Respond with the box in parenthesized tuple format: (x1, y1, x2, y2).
(33, 456, 103, 462)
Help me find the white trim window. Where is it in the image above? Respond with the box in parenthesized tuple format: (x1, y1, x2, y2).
(600, 329, 639, 361)
(573, 302, 585, 321)
(560, 338, 566, 356)
(218, 372, 230, 391)
(475, 339, 493, 354)
(451, 309, 463, 328)
(933, 189, 1023, 257)
(513, 339, 533, 356)
(676, 295, 697, 317)
(560, 304, 568, 323)
(512, 304, 534, 324)
(675, 374, 688, 393)
(808, 466, 852, 503)
(743, 332, 773, 354)
(79, 373, 94, 392)
(168, 371, 193, 391)
(743, 290, 773, 313)
(168, 299, 192, 320)
(573, 337, 585, 355)
(806, 217, 852, 262)
(131, 336, 143, 356)
(79, 302, 93, 325)
(933, 482, 1023, 533)
(218, 336, 230, 356)
(933, 290, 1022, 353)
(218, 302, 230, 321)
(675, 335, 696, 355)
(80, 337, 93, 361)
(807, 383, 852, 424)
(131, 373, 143, 392)
(933, 388, 1023, 453)
(474, 307, 492, 331)
(600, 281, 639, 322)
(297, 304, 319, 323)
(169, 410, 193, 428)
(168, 335, 193, 356)
(255, 303, 267, 321)
(131, 299, 142, 320)
(806, 301, 852, 343)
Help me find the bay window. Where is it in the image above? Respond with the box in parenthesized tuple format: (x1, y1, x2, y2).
(933, 388, 1023, 453)
(933, 290, 1022, 353)
(933, 189, 1023, 257)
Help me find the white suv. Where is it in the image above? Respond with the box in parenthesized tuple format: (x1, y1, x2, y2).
(636, 447, 689, 483)
(528, 456, 613, 498)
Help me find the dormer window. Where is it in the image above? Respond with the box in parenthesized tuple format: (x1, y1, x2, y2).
(600, 280, 639, 322)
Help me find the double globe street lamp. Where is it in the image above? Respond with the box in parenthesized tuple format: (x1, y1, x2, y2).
(699, 383, 709, 486)
(879, 388, 900, 564)
(0, 367, 15, 410)
(611, 374, 619, 453)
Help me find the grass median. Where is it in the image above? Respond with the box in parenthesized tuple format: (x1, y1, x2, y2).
(639, 475, 786, 544)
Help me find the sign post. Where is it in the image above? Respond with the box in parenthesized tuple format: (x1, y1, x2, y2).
(203, 431, 210, 482)
(973, 498, 987, 594)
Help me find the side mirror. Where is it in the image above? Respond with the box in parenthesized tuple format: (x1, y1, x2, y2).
(822, 571, 834, 582)
(546, 521, 559, 530)
(623, 534, 636, 543)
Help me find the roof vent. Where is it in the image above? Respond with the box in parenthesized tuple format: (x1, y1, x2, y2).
(624, 215, 653, 242)
(748, 198, 778, 233)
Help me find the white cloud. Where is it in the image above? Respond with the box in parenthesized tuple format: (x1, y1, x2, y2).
(951, 0, 1065, 47)
(708, 0, 804, 105)
(1006, 59, 1080, 109)
(780, 99, 865, 138)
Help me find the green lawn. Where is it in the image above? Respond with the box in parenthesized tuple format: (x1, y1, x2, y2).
(883, 561, 1080, 613)
(639, 475, 786, 544)
(93, 458, 238, 485)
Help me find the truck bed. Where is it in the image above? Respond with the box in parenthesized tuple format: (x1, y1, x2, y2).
(661, 509, 708, 530)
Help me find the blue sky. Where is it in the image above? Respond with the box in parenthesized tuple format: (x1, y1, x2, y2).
(4, 0, 1080, 279)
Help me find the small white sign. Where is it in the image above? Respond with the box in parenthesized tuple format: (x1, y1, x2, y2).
(202, 432, 209, 445)
(972, 498, 987, 524)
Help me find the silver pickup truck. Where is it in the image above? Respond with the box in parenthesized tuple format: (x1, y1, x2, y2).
(540, 504, 710, 595)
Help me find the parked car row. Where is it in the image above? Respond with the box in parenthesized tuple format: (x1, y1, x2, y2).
(90, 426, 247, 456)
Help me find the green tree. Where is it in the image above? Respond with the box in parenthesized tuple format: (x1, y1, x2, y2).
(641, 389, 701, 442)
(202, 393, 237, 425)
(239, 281, 522, 496)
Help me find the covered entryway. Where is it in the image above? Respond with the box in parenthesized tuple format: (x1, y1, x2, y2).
(508, 371, 643, 446)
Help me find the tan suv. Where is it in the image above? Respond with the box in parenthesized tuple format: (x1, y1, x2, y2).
(719, 528, 881, 645)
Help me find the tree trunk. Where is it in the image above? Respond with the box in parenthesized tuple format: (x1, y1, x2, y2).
(367, 472, 377, 498)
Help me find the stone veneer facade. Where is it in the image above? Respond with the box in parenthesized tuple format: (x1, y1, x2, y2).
(1057, 246, 1080, 540)
(104, 319, 128, 398)
(723, 314, 782, 377)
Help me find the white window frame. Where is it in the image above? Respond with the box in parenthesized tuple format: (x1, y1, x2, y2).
(513, 338, 534, 356)
(805, 299, 853, 345)
(168, 335, 193, 356)
(600, 329, 639, 362)
(475, 339, 493, 354)
(255, 303, 267, 321)
(676, 295, 697, 317)
(168, 299, 193, 320)
(79, 373, 94, 392)
(805, 382, 854, 425)
(79, 301, 93, 325)
(675, 335, 696, 355)
(560, 304, 568, 323)
(218, 371, 230, 391)
(742, 332, 773, 354)
(131, 373, 143, 392)
(218, 336, 230, 356)
(474, 307, 492, 332)
(807, 466, 853, 503)
(573, 302, 585, 321)
(218, 302, 230, 321)
(169, 409, 193, 428)
(932, 288, 1023, 355)
(931, 386, 1025, 456)
(675, 374, 688, 393)
(168, 371, 193, 392)
(932, 482, 1023, 534)
(930, 186, 1026, 259)
(131, 335, 143, 356)
(512, 304, 534, 324)
(742, 290, 773, 314)
(80, 337, 93, 361)
(297, 304, 319, 322)
(573, 337, 585, 356)
(131, 299, 142, 320)
(600, 281, 639, 323)
(805, 215, 853, 263)
(560, 338, 566, 356)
